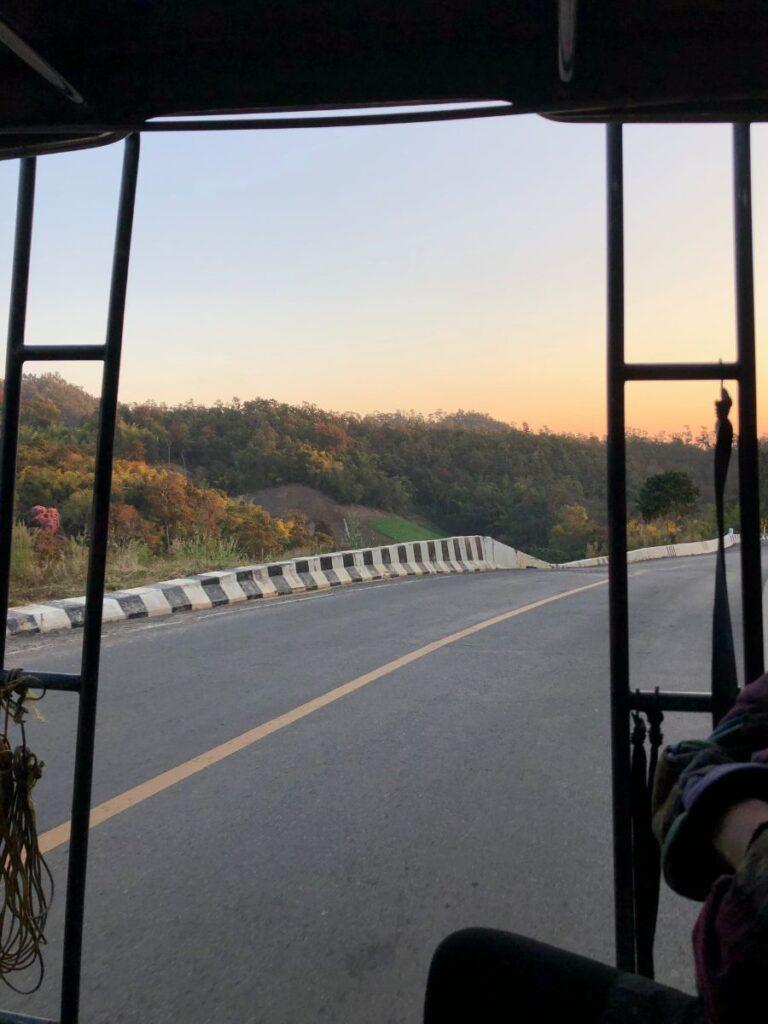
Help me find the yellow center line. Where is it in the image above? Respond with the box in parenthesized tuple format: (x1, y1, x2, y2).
(39, 577, 607, 855)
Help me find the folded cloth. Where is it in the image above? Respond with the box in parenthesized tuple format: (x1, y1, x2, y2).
(693, 826, 768, 1023)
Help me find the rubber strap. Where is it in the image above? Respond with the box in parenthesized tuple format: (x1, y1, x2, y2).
(712, 387, 739, 725)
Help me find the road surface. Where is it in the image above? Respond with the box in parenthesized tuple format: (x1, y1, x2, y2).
(0, 550, 753, 1022)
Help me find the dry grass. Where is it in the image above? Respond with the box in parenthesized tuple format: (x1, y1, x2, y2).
(8, 525, 328, 606)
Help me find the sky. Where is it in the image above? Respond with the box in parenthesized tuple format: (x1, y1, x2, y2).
(0, 114, 766, 437)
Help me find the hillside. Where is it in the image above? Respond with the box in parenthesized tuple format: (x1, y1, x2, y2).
(1, 373, 99, 426)
(117, 387, 741, 560)
(6, 373, 758, 576)
(6, 375, 335, 604)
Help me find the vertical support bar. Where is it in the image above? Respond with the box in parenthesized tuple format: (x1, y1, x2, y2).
(733, 123, 764, 687)
(606, 123, 636, 973)
(60, 134, 140, 1024)
(0, 157, 35, 665)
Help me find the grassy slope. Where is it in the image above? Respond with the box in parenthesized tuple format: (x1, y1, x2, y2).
(364, 515, 444, 543)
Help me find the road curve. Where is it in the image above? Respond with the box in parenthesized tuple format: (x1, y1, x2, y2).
(0, 551, 749, 1023)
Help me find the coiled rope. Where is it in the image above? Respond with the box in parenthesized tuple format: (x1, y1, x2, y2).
(0, 668, 52, 993)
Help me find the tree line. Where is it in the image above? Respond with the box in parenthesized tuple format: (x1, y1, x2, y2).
(7, 373, 757, 564)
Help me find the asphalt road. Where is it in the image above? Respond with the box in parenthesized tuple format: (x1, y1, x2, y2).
(0, 551, 753, 1022)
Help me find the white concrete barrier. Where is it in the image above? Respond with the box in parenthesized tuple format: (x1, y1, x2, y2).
(6, 534, 493, 637)
(482, 537, 553, 569)
(6, 530, 740, 638)
(559, 532, 739, 568)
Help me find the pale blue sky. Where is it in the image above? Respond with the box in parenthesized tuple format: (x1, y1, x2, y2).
(0, 114, 765, 435)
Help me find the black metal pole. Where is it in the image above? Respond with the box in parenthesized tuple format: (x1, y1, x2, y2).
(60, 133, 140, 1024)
(733, 123, 763, 688)
(606, 123, 636, 973)
(0, 157, 35, 667)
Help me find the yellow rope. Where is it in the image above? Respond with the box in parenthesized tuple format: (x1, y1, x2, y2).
(0, 669, 52, 992)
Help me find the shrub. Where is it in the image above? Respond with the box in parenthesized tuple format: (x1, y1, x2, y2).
(27, 505, 61, 532)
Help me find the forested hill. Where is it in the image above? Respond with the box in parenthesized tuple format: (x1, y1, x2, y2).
(7, 373, 756, 563)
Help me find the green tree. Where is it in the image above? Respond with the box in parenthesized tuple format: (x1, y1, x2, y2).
(636, 470, 699, 522)
(548, 503, 602, 562)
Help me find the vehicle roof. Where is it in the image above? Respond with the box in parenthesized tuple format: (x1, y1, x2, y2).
(1, 2, 767, 158)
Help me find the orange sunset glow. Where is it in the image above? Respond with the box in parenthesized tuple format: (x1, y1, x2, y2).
(1, 118, 766, 438)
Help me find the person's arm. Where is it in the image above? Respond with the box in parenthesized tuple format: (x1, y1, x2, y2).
(712, 798, 768, 869)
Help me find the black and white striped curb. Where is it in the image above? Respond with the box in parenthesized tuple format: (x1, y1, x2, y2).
(8, 530, 732, 638)
(7, 535, 497, 638)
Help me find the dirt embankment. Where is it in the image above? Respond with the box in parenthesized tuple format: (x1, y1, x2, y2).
(244, 484, 383, 544)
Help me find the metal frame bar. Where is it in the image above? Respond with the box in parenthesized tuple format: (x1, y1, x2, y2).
(606, 122, 636, 973)
(22, 345, 106, 362)
(630, 690, 712, 714)
(60, 133, 140, 1024)
(733, 124, 764, 685)
(1, 86, 766, 139)
(0, 134, 139, 1023)
(0, 18, 84, 105)
(0, 156, 35, 669)
(624, 362, 740, 382)
(0, 670, 80, 693)
(0, 104, 516, 136)
(606, 121, 763, 972)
